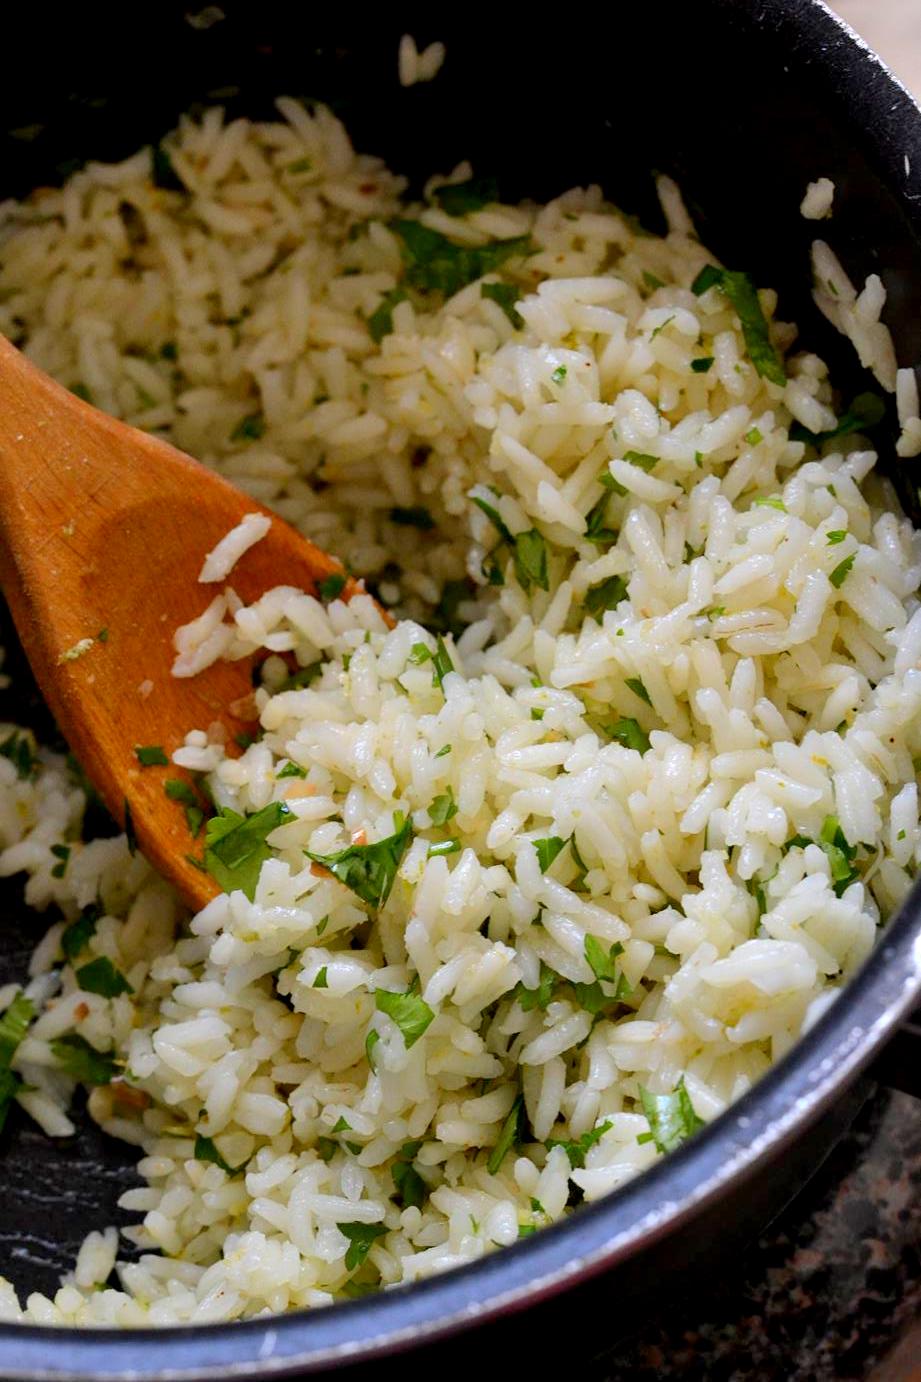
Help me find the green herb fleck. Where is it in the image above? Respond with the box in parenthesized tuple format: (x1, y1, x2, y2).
(606, 718, 651, 754)
(829, 553, 856, 589)
(135, 745, 168, 767)
(584, 574, 628, 620)
(790, 392, 885, 445)
(534, 836, 566, 872)
(546, 1119, 613, 1170)
(230, 412, 266, 443)
(50, 1033, 117, 1086)
(390, 219, 532, 297)
(76, 957, 134, 999)
(61, 905, 100, 961)
(691, 356, 714, 374)
(826, 530, 847, 545)
(338, 1221, 387, 1272)
(374, 987, 435, 1047)
(434, 176, 499, 215)
(205, 801, 292, 901)
(481, 280, 524, 328)
(638, 1078, 704, 1154)
(551, 365, 568, 385)
(487, 1094, 524, 1174)
(429, 787, 458, 826)
(367, 287, 408, 343)
(513, 529, 549, 593)
(0, 731, 38, 781)
(307, 818, 413, 910)
(390, 506, 435, 530)
(690, 266, 785, 386)
(625, 676, 652, 706)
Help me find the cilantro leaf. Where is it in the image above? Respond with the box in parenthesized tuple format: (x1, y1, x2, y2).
(367, 287, 408, 344)
(429, 787, 458, 826)
(76, 957, 134, 998)
(338, 1220, 388, 1272)
(390, 506, 434, 530)
(606, 718, 650, 754)
(487, 1093, 524, 1174)
(691, 356, 714, 373)
(0, 730, 38, 781)
(584, 574, 628, 620)
(431, 635, 455, 689)
(691, 266, 785, 386)
(61, 905, 100, 962)
(790, 391, 885, 445)
(374, 987, 435, 1047)
(481, 281, 523, 328)
(638, 1078, 704, 1154)
(829, 553, 855, 589)
(318, 573, 347, 601)
(194, 1134, 246, 1176)
(277, 761, 307, 779)
(307, 817, 413, 910)
(513, 529, 549, 593)
(625, 676, 652, 706)
(231, 411, 266, 443)
(390, 219, 532, 297)
(471, 494, 513, 543)
(391, 1140, 426, 1208)
(434, 176, 499, 215)
(534, 836, 566, 872)
(819, 815, 859, 896)
(0, 993, 34, 1072)
(584, 935, 626, 986)
(205, 801, 292, 901)
(546, 1119, 612, 1169)
(515, 962, 557, 1012)
(134, 745, 168, 767)
(50, 1033, 117, 1085)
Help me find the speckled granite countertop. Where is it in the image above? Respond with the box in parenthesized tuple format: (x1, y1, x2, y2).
(599, 1087, 921, 1380)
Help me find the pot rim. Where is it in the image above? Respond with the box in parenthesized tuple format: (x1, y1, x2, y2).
(5, 2, 921, 1376)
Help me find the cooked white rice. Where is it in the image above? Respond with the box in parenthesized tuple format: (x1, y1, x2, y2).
(199, 512, 272, 583)
(0, 98, 920, 1327)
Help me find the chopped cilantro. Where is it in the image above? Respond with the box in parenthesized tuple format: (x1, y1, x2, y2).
(691, 356, 714, 373)
(230, 411, 266, 443)
(551, 365, 568, 385)
(0, 992, 33, 1127)
(307, 818, 413, 909)
(649, 315, 675, 341)
(546, 1119, 612, 1170)
(278, 662, 323, 691)
(790, 391, 885, 445)
(606, 718, 651, 754)
(829, 553, 856, 589)
(826, 530, 847, 545)
(367, 287, 408, 343)
(515, 962, 557, 1012)
(317, 572, 347, 601)
(487, 1093, 524, 1174)
(624, 451, 657, 472)
(434, 744, 451, 758)
(194, 1134, 244, 1176)
(151, 143, 183, 190)
(534, 836, 566, 872)
(431, 635, 455, 689)
(584, 935, 626, 987)
(374, 987, 435, 1047)
(205, 801, 292, 900)
(338, 1221, 387, 1272)
(434, 176, 499, 215)
(277, 761, 307, 779)
(584, 574, 628, 620)
(389, 219, 532, 297)
(392, 1140, 426, 1208)
(745, 427, 763, 446)
(135, 745, 168, 767)
(513, 529, 549, 593)
(50, 843, 70, 879)
(0, 730, 38, 781)
(409, 642, 433, 666)
(429, 787, 458, 826)
(365, 1027, 380, 1070)
(481, 280, 523, 328)
(390, 506, 435, 530)
(471, 493, 513, 543)
(690, 266, 785, 386)
(76, 957, 134, 999)
(625, 676, 652, 706)
(638, 1078, 704, 1154)
(754, 496, 786, 512)
(313, 966, 329, 989)
(61, 905, 100, 961)
(642, 270, 665, 291)
(819, 815, 859, 895)
(50, 1033, 117, 1085)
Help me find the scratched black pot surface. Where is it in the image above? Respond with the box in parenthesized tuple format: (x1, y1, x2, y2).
(0, 2, 921, 1376)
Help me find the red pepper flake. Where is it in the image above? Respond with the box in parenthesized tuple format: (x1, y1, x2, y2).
(310, 862, 333, 879)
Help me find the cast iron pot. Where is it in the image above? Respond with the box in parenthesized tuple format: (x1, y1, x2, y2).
(1, 1, 921, 1376)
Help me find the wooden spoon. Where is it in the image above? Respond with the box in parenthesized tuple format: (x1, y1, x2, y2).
(0, 334, 365, 911)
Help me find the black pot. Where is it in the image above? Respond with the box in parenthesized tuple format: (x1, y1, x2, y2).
(1, 2, 921, 1377)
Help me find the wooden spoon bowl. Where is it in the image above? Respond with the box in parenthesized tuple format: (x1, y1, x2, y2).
(0, 335, 363, 911)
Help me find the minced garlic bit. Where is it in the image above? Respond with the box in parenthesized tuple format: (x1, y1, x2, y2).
(58, 637, 96, 665)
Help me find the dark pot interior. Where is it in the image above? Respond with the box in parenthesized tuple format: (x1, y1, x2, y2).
(1, 2, 921, 1377)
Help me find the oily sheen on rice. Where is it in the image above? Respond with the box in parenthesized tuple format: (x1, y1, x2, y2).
(0, 97, 919, 1326)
